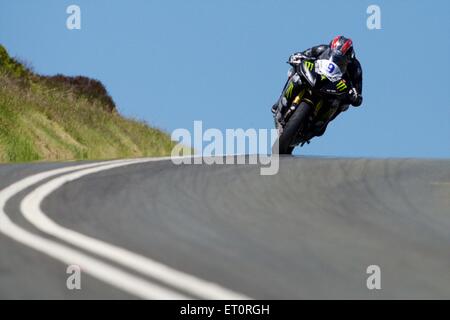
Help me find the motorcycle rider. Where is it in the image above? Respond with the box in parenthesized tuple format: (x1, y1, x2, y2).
(272, 35, 363, 138)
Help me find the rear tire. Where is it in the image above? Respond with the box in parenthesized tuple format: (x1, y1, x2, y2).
(273, 102, 312, 155)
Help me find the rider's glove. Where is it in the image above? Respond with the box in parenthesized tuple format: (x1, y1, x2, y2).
(348, 88, 363, 107)
(288, 53, 306, 65)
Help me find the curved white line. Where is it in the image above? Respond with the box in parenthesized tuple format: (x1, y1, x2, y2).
(20, 157, 249, 300)
(0, 159, 189, 299)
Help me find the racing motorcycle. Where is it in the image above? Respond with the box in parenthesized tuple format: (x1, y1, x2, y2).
(273, 49, 353, 154)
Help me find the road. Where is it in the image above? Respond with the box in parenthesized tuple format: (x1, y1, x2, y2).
(0, 156, 449, 299)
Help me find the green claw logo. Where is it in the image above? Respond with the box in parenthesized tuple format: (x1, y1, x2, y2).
(304, 61, 314, 71)
(336, 80, 347, 91)
(285, 82, 294, 98)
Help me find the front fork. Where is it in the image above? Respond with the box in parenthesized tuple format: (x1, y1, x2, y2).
(274, 75, 344, 142)
(274, 86, 309, 137)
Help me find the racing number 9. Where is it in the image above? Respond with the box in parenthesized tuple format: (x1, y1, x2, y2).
(327, 63, 335, 73)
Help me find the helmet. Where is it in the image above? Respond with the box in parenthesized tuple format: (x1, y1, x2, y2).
(329, 35, 355, 59)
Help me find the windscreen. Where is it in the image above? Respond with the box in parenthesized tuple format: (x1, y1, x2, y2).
(315, 49, 348, 82)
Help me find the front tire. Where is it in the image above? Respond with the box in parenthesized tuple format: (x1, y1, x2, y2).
(273, 102, 312, 155)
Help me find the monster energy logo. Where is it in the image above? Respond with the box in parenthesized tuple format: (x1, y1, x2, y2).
(304, 61, 314, 71)
(336, 80, 347, 91)
(285, 82, 294, 98)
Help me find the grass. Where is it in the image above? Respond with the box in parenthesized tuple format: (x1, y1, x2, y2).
(0, 44, 184, 163)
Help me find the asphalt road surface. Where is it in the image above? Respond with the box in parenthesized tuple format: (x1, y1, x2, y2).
(0, 156, 449, 299)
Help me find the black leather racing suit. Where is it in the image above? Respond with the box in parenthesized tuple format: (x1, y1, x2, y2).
(300, 44, 363, 105)
(274, 44, 363, 137)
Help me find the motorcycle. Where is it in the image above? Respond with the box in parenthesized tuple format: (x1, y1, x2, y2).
(273, 49, 352, 155)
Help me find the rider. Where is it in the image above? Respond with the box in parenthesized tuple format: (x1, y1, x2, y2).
(272, 35, 363, 138)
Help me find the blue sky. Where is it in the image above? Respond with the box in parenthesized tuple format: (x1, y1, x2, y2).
(1, 0, 449, 158)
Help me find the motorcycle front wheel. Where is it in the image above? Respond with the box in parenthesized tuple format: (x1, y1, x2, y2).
(273, 102, 312, 155)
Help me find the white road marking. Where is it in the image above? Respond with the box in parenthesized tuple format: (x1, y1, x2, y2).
(21, 157, 249, 300)
(0, 159, 188, 299)
(2, 157, 249, 299)
(430, 182, 450, 186)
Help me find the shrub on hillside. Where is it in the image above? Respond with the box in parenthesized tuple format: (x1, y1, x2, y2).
(0, 44, 116, 113)
(41, 75, 116, 113)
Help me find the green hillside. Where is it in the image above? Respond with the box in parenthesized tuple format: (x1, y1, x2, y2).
(0, 45, 177, 162)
